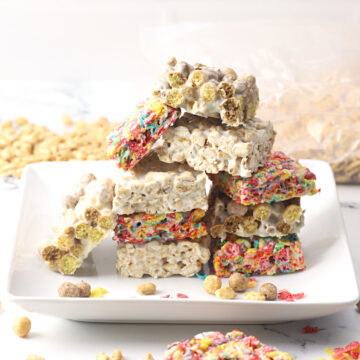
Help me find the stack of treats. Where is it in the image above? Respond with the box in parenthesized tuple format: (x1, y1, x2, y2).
(39, 57, 319, 279)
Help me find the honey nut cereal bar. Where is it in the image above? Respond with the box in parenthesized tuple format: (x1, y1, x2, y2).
(116, 237, 210, 278)
(164, 329, 293, 359)
(207, 191, 304, 239)
(152, 57, 259, 127)
(113, 209, 208, 244)
(209, 151, 319, 205)
(212, 234, 305, 278)
(38, 174, 116, 275)
(112, 152, 208, 215)
(155, 114, 275, 177)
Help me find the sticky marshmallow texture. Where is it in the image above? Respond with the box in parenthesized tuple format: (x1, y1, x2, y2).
(38, 174, 116, 275)
(207, 192, 304, 239)
(155, 114, 275, 177)
(212, 234, 305, 278)
(113, 209, 208, 244)
(112, 152, 208, 214)
(152, 57, 259, 127)
(116, 238, 211, 278)
(165, 330, 294, 360)
(210, 151, 319, 205)
(107, 98, 181, 170)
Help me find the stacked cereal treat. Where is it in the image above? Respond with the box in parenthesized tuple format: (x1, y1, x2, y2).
(164, 330, 293, 359)
(38, 174, 116, 275)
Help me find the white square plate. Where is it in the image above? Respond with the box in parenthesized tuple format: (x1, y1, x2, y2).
(6, 160, 359, 324)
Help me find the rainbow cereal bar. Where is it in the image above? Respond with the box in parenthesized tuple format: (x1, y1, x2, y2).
(165, 329, 293, 360)
(210, 151, 319, 205)
(212, 234, 305, 278)
(152, 57, 259, 127)
(112, 152, 208, 215)
(113, 209, 207, 244)
(116, 237, 210, 278)
(208, 191, 304, 239)
(38, 174, 116, 275)
(107, 98, 181, 170)
(155, 114, 275, 177)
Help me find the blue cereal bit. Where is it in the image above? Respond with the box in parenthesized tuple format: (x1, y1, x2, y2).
(196, 273, 207, 280)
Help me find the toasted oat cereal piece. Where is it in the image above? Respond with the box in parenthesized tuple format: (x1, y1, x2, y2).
(58, 282, 81, 297)
(164, 330, 294, 359)
(142, 353, 155, 360)
(111, 349, 124, 360)
(213, 234, 305, 277)
(243, 291, 266, 301)
(229, 273, 248, 292)
(260, 283, 278, 300)
(203, 275, 222, 295)
(107, 98, 180, 170)
(116, 238, 210, 278)
(210, 151, 319, 205)
(38, 175, 116, 275)
(76, 281, 91, 297)
(155, 114, 275, 177)
(207, 192, 304, 239)
(96, 352, 110, 360)
(12, 316, 31, 337)
(136, 282, 157, 295)
(215, 286, 237, 299)
(112, 152, 208, 214)
(153, 58, 259, 127)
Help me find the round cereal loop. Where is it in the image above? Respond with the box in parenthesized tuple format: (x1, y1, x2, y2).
(165, 89, 184, 108)
(229, 273, 249, 292)
(240, 216, 259, 234)
(227, 201, 248, 216)
(224, 215, 242, 233)
(167, 72, 187, 87)
(200, 82, 218, 102)
(203, 275, 222, 295)
(189, 70, 206, 87)
(210, 224, 226, 238)
(243, 291, 266, 301)
(215, 286, 237, 299)
(282, 204, 302, 223)
(276, 220, 291, 235)
(260, 283, 278, 300)
(253, 203, 272, 221)
(218, 81, 235, 98)
(12, 316, 31, 337)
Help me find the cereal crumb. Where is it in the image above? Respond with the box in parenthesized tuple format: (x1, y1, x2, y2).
(90, 287, 108, 298)
(111, 349, 124, 360)
(76, 281, 91, 297)
(260, 283, 278, 300)
(229, 273, 248, 292)
(278, 289, 305, 302)
(58, 282, 81, 297)
(203, 275, 222, 295)
(215, 286, 237, 299)
(302, 325, 319, 334)
(136, 282, 156, 295)
(243, 291, 266, 301)
(26, 355, 45, 360)
(247, 278, 257, 288)
(96, 352, 110, 360)
(12, 316, 31, 337)
(176, 293, 189, 298)
(143, 353, 155, 360)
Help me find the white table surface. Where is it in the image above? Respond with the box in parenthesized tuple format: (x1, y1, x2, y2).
(0, 83, 359, 359)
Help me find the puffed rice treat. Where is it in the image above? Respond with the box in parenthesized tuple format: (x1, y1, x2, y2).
(212, 234, 305, 278)
(155, 114, 275, 177)
(153, 57, 259, 127)
(112, 152, 208, 214)
(207, 191, 304, 239)
(164, 329, 293, 359)
(116, 237, 210, 278)
(38, 174, 116, 275)
(209, 151, 319, 205)
(107, 98, 180, 170)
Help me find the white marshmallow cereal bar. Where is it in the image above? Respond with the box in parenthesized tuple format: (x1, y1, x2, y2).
(152, 57, 259, 127)
(112, 152, 208, 214)
(38, 174, 116, 275)
(155, 115, 275, 177)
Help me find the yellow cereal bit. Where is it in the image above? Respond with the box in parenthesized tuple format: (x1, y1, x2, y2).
(192, 209, 206, 223)
(200, 82, 217, 101)
(88, 227, 104, 244)
(199, 337, 213, 351)
(189, 70, 206, 87)
(243, 291, 265, 301)
(57, 255, 79, 275)
(70, 243, 84, 258)
(90, 287, 108, 298)
(84, 207, 100, 223)
(57, 235, 74, 251)
(167, 72, 187, 87)
(247, 279, 257, 289)
(246, 248, 257, 256)
(98, 216, 114, 230)
(75, 223, 92, 239)
(239, 239, 251, 249)
(267, 351, 293, 360)
(165, 89, 184, 108)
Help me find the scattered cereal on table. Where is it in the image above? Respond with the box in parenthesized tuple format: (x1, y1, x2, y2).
(96, 352, 110, 360)
(215, 286, 237, 300)
(278, 289, 305, 302)
(111, 349, 124, 360)
(58, 282, 81, 298)
(136, 283, 157, 295)
(302, 325, 319, 334)
(12, 316, 31, 337)
(229, 273, 248, 292)
(325, 341, 360, 359)
(260, 283, 278, 300)
(243, 291, 266, 301)
(143, 353, 155, 360)
(203, 275, 222, 295)
(90, 287, 108, 298)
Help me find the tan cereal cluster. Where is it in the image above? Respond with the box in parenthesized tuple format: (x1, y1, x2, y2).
(96, 349, 124, 360)
(243, 291, 266, 301)
(58, 280, 91, 297)
(12, 316, 31, 337)
(0, 116, 117, 179)
(152, 57, 259, 127)
(136, 282, 157, 295)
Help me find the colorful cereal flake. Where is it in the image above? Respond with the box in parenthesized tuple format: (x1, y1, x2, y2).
(324, 341, 360, 360)
(278, 289, 305, 302)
